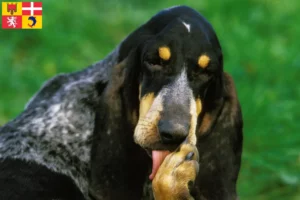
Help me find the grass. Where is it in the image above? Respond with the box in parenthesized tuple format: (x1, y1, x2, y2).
(1, 0, 300, 199)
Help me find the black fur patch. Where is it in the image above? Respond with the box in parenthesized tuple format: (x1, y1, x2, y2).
(0, 158, 85, 200)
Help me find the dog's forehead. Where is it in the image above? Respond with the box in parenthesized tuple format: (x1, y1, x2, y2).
(180, 20, 191, 33)
(158, 17, 206, 38)
(153, 17, 211, 53)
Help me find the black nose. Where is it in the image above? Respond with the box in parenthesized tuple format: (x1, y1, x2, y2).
(158, 120, 189, 144)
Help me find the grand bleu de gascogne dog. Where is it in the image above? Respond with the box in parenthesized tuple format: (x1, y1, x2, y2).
(0, 5, 243, 200)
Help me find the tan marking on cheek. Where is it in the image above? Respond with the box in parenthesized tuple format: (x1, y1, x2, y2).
(199, 113, 212, 134)
(198, 54, 210, 68)
(158, 46, 171, 61)
(134, 117, 160, 147)
(139, 93, 155, 118)
(134, 94, 164, 147)
(196, 98, 202, 116)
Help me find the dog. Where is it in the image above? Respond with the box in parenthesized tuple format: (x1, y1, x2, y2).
(0, 5, 243, 200)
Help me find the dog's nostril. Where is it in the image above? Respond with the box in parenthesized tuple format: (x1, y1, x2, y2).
(160, 132, 174, 143)
(158, 120, 189, 144)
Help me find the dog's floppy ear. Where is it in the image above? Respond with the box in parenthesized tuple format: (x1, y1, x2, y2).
(102, 47, 141, 125)
(195, 73, 243, 197)
(114, 45, 145, 127)
(101, 58, 128, 113)
(202, 37, 224, 109)
(118, 25, 152, 62)
(89, 56, 146, 200)
(115, 21, 158, 127)
(198, 72, 242, 137)
(197, 34, 228, 136)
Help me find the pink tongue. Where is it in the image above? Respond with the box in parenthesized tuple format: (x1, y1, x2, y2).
(149, 150, 171, 180)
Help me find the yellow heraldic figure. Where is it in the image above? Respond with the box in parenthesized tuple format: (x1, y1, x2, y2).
(2, 2, 22, 16)
(21, 2, 43, 29)
(22, 15, 42, 29)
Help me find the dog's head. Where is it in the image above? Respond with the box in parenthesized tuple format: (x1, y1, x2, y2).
(117, 6, 224, 152)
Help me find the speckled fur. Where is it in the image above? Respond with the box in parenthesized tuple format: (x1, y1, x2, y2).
(0, 5, 243, 200)
(0, 48, 119, 199)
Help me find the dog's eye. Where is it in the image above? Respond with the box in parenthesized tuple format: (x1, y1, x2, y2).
(190, 71, 200, 80)
(144, 61, 163, 72)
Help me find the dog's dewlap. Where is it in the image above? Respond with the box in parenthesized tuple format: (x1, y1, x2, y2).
(198, 54, 210, 68)
(158, 46, 171, 61)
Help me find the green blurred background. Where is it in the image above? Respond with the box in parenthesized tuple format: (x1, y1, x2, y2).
(0, 0, 299, 199)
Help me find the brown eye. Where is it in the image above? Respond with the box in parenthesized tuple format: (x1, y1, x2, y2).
(144, 61, 162, 72)
(190, 71, 200, 81)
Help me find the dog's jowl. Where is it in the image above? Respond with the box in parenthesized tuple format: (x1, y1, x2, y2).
(0, 5, 243, 200)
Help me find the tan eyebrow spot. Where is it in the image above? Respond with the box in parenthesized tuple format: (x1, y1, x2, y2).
(198, 54, 210, 68)
(158, 46, 171, 61)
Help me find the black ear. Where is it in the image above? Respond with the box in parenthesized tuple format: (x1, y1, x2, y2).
(203, 17, 224, 107)
(104, 50, 141, 122)
(203, 54, 224, 112)
(89, 57, 148, 200)
(195, 73, 243, 198)
(119, 48, 143, 127)
(203, 73, 224, 110)
(118, 23, 153, 62)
